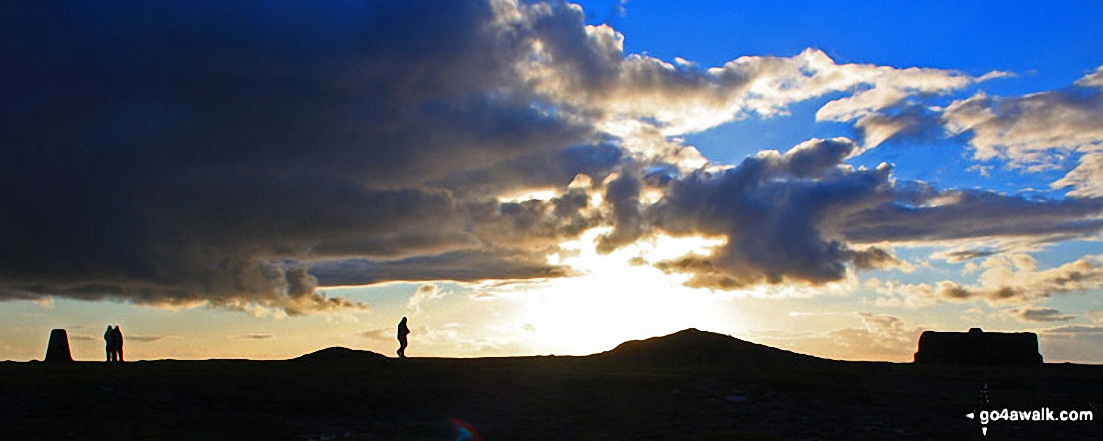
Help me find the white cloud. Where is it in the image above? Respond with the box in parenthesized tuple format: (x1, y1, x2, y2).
(1052, 151, 1103, 197)
(516, 5, 995, 145)
(753, 312, 923, 361)
(869, 254, 1103, 307)
(938, 67, 1103, 196)
(944, 89, 1103, 171)
(407, 284, 447, 315)
(1074, 66, 1103, 88)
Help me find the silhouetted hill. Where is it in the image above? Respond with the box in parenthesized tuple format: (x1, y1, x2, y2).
(294, 346, 386, 362)
(595, 328, 825, 365)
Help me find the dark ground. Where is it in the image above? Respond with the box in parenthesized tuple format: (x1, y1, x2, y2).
(1, 329, 1099, 440)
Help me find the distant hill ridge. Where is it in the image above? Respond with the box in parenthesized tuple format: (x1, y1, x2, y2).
(293, 328, 824, 364)
(595, 328, 825, 365)
(295, 346, 386, 362)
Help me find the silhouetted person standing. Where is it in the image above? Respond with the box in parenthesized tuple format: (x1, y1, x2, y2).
(104, 325, 115, 362)
(397, 317, 410, 358)
(105, 326, 124, 362)
(113, 326, 124, 362)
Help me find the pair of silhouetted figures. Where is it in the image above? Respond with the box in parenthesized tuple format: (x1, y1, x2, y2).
(104, 325, 124, 362)
(397, 317, 410, 358)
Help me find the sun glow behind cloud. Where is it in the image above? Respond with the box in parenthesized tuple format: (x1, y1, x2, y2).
(483, 228, 747, 354)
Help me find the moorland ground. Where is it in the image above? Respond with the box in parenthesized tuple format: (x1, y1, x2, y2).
(2, 329, 1098, 440)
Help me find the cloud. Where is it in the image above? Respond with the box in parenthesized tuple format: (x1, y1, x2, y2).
(233, 334, 276, 340)
(1, 0, 1099, 315)
(522, 12, 992, 138)
(754, 312, 923, 361)
(359, 328, 393, 342)
(824, 312, 925, 361)
(870, 254, 1103, 306)
(857, 100, 977, 149)
(309, 249, 573, 287)
(0, 1, 619, 313)
(845, 66, 1103, 196)
(639, 133, 1102, 291)
(834, 64, 1103, 196)
(33, 297, 55, 309)
(932, 249, 999, 263)
(1009, 307, 1077, 323)
(1040, 324, 1103, 363)
(841, 187, 1103, 246)
(596, 171, 646, 253)
(1045, 325, 1103, 335)
(407, 284, 446, 315)
(1052, 151, 1103, 197)
(502, 0, 1008, 162)
(1075, 66, 1103, 87)
(944, 84, 1103, 168)
(433, 143, 623, 198)
(648, 138, 903, 288)
(127, 335, 168, 343)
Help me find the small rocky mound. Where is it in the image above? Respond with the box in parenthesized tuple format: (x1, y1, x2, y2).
(294, 347, 387, 362)
(595, 328, 824, 366)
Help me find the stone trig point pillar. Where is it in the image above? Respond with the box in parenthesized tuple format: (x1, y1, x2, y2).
(44, 329, 74, 363)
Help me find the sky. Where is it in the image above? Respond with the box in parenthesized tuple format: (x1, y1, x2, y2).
(2, 0, 1102, 363)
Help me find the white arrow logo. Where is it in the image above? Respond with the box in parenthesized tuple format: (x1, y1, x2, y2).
(966, 412, 987, 436)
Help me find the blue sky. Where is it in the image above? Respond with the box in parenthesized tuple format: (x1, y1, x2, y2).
(2, 1, 1102, 363)
(578, 0, 1103, 192)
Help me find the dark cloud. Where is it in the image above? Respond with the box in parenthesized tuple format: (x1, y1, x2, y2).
(645, 135, 1103, 290)
(597, 171, 645, 253)
(849, 247, 902, 270)
(463, 191, 605, 251)
(649, 139, 896, 288)
(938, 249, 999, 262)
(0, 1, 622, 312)
(841, 190, 1103, 244)
(309, 249, 574, 287)
(853, 103, 947, 148)
(433, 143, 623, 198)
(1012, 307, 1077, 323)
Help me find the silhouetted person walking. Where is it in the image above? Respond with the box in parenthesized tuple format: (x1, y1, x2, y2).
(397, 317, 410, 358)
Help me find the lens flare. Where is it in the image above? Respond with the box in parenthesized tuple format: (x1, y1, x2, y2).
(450, 418, 482, 441)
